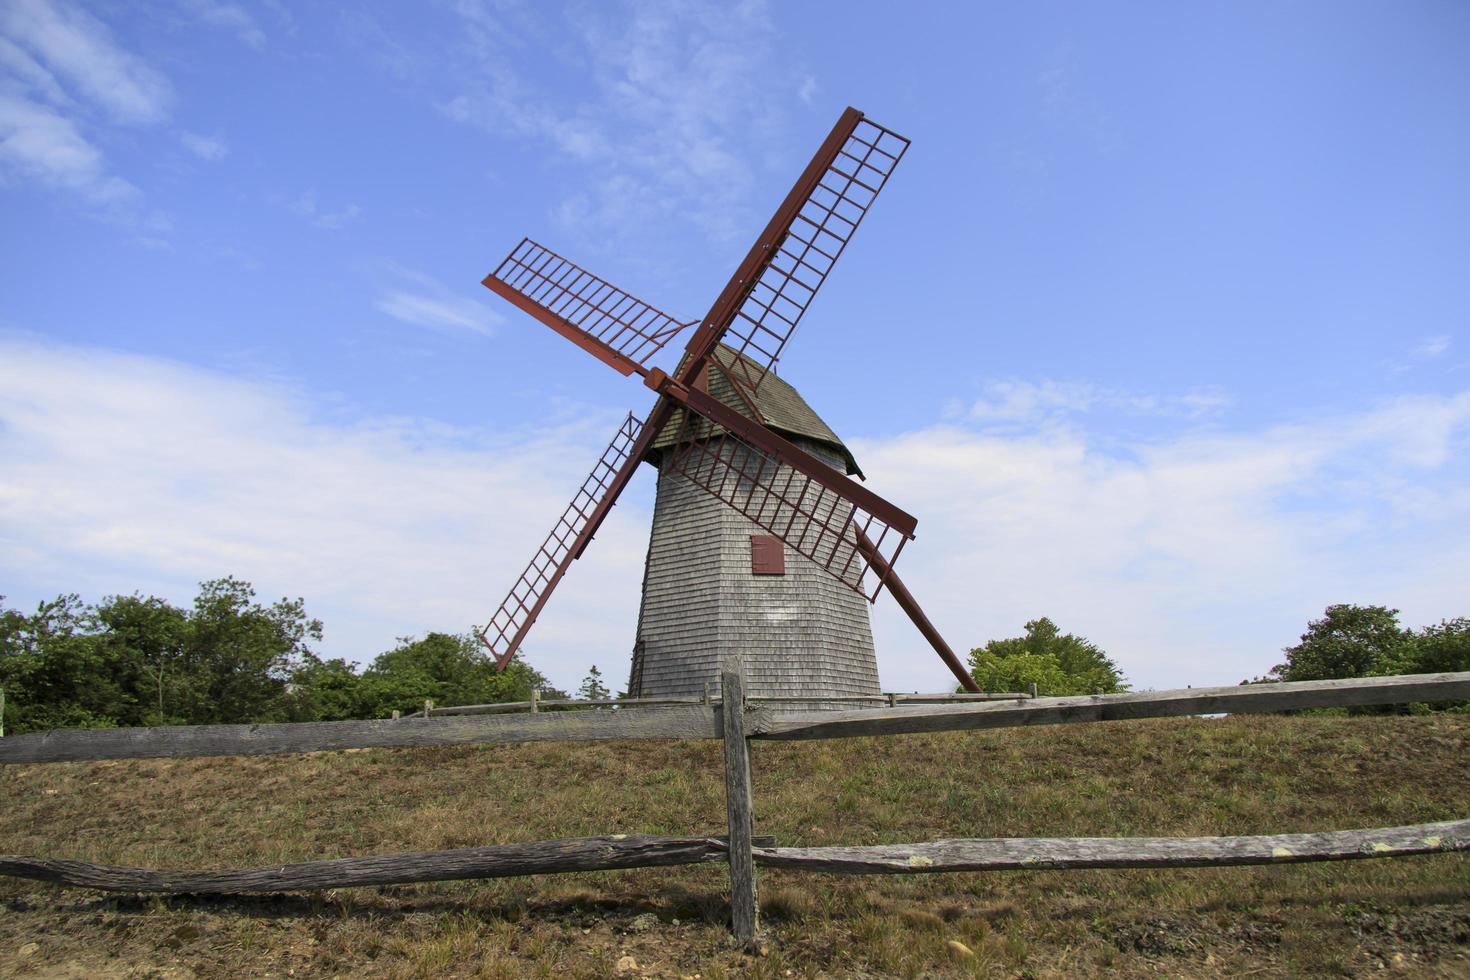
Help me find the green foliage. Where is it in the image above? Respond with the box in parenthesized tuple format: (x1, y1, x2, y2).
(352, 632, 552, 719)
(1411, 618, 1470, 674)
(0, 583, 554, 733)
(1262, 605, 1469, 712)
(578, 665, 610, 701)
(966, 617, 1127, 696)
(1267, 604, 1415, 682)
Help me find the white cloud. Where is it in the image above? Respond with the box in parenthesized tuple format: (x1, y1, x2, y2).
(0, 0, 172, 125)
(965, 378, 1233, 425)
(859, 390, 1470, 692)
(0, 34, 70, 105)
(180, 131, 227, 161)
(797, 74, 817, 104)
(1413, 335, 1450, 359)
(0, 0, 171, 214)
(0, 336, 650, 691)
(290, 189, 361, 229)
(179, 0, 266, 50)
(376, 289, 500, 337)
(0, 91, 138, 202)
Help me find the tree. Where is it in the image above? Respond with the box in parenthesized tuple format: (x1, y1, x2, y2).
(966, 617, 1127, 696)
(1409, 618, 1470, 674)
(285, 655, 366, 722)
(578, 665, 610, 701)
(1268, 604, 1414, 682)
(0, 582, 562, 731)
(182, 578, 323, 724)
(354, 632, 554, 717)
(0, 594, 121, 732)
(93, 593, 190, 725)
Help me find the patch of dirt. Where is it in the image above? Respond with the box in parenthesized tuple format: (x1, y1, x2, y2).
(1353, 904, 1470, 963)
(1110, 916, 1206, 957)
(1108, 913, 1282, 959)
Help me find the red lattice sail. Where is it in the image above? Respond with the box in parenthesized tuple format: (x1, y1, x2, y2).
(712, 116, 909, 394)
(485, 239, 694, 376)
(477, 413, 645, 669)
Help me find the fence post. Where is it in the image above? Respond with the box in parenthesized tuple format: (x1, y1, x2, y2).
(423, 699, 434, 718)
(531, 688, 540, 714)
(720, 660, 758, 949)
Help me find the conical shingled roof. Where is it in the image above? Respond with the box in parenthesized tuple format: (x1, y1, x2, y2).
(643, 345, 861, 477)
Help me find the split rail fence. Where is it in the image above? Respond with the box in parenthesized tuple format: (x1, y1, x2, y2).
(2, 669, 1469, 948)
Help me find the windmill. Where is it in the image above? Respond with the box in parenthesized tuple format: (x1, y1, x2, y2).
(477, 106, 981, 702)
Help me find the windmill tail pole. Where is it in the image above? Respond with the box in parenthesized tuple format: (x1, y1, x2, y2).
(854, 532, 981, 693)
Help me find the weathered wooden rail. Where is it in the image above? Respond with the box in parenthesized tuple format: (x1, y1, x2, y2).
(410, 689, 1032, 718)
(3, 823, 1463, 893)
(2, 669, 1467, 949)
(4, 671, 1465, 765)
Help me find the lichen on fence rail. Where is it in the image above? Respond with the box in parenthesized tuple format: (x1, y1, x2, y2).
(752, 818, 1470, 873)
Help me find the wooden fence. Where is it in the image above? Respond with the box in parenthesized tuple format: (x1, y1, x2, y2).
(2, 669, 1469, 949)
(404, 688, 1035, 718)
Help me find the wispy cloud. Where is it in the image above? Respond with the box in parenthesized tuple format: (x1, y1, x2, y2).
(1413, 335, 1450, 359)
(375, 266, 504, 336)
(180, 131, 227, 161)
(376, 290, 500, 337)
(0, 91, 138, 203)
(1387, 334, 1455, 376)
(440, 0, 803, 248)
(179, 0, 267, 50)
(963, 378, 1233, 426)
(1, 0, 172, 125)
(290, 189, 361, 229)
(0, 0, 171, 214)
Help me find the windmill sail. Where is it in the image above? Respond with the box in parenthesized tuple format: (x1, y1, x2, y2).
(686, 109, 910, 394)
(477, 413, 647, 669)
(484, 239, 694, 376)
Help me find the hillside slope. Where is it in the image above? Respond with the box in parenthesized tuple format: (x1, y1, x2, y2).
(1, 713, 1467, 978)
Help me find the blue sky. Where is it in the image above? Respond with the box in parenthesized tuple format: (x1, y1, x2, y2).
(2, 0, 1467, 694)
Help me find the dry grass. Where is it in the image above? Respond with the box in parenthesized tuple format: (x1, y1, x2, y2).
(1, 714, 1468, 977)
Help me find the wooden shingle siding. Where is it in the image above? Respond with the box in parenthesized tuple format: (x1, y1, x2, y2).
(628, 436, 881, 711)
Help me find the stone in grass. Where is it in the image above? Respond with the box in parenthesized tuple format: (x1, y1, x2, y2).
(628, 912, 658, 933)
(947, 940, 975, 958)
(617, 954, 638, 973)
(18, 943, 39, 958)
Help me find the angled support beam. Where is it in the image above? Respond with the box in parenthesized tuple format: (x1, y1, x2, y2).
(854, 530, 981, 693)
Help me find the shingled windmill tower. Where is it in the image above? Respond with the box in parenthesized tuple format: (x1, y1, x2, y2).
(629, 348, 879, 704)
(476, 107, 982, 704)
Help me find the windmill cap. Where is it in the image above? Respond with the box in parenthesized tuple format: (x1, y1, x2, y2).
(645, 345, 862, 477)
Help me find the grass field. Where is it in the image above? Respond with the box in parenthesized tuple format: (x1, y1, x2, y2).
(1, 712, 1468, 978)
